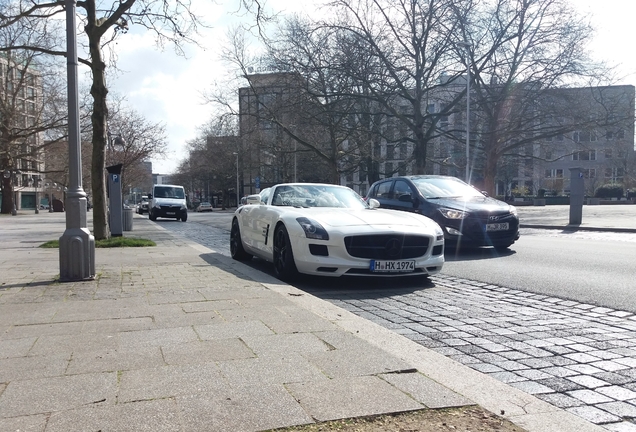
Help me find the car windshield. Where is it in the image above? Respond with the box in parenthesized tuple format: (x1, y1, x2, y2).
(412, 177, 484, 199)
(154, 186, 185, 199)
(271, 184, 368, 209)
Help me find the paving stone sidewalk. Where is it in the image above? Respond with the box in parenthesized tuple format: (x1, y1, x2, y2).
(0, 212, 605, 432)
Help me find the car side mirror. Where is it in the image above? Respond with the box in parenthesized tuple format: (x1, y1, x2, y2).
(147, 194, 153, 199)
(368, 198, 380, 209)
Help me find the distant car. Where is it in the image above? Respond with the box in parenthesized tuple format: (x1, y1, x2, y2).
(137, 196, 150, 214)
(197, 202, 213, 212)
(366, 175, 519, 250)
(230, 183, 445, 281)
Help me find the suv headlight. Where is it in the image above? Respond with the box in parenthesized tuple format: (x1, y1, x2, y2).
(296, 217, 329, 240)
(439, 208, 469, 219)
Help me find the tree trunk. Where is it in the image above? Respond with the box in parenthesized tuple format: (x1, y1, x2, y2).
(482, 137, 499, 196)
(87, 26, 110, 240)
(1, 176, 14, 214)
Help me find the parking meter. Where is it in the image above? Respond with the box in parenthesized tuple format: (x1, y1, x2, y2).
(106, 164, 123, 237)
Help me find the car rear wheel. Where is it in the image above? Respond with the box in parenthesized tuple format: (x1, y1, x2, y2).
(230, 219, 252, 261)
(273, 225, 298, 281)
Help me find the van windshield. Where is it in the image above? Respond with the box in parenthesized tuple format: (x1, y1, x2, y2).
(154, 186, 185, 199)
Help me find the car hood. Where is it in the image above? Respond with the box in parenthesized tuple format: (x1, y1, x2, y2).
(308, 208, 440, 229)
(428, 196, 513, 214)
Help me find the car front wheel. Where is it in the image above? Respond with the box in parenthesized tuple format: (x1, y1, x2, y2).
(149, 210, 157, 221)
(273, 225, 298, 281)
(230, 219, 252, 261)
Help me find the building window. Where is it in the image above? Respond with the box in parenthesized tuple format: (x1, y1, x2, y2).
(605, 167, 624, 182)
(573, 150, 596, 161)
(583, 168, 596, 179)
(398, 162, 406, 176)
(605, 149, 612, 159)
(399, 142, 407, 159)
(546, 169, 564, 179)
(386, 144, 394, 160)
(384, 162, 393, 176)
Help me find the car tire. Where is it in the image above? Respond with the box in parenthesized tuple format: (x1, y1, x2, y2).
(181, 213, 187, 222)
(230, 218, 252, 261)
(149, 211, 157, 221)
(494, 243, 512, 251)
(273, 225, 298, 282)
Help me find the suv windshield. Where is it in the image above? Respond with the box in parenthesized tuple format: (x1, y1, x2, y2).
(154, 186, 185, 199)
(412, 177, 484, 199)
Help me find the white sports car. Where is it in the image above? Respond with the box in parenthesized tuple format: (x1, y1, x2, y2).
(230, 183, 445, 281)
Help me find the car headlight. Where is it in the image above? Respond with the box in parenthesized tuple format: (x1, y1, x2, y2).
(439, 208, 469, 219)
(296, 217, 329, 240)
(180, 205, 187, 210)
(509, 205, 518, 216)
(434, 225, 444, 241)
(153, 204, 161, 209)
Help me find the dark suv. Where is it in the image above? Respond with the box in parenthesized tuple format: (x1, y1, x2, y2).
(366, 175, 519, 250)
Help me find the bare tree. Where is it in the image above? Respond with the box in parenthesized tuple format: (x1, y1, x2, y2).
(324, 0, 469, 176)
(1, 0, 205, 237)
(456, 0, 617, 194)
(105, 100, 168, 195)
(172, 115, 240, 209)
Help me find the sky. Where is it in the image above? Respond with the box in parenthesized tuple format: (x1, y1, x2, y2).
(104, 0, 636, 175)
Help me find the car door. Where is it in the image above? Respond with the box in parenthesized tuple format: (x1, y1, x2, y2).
(389, 179, 419, 213)
(250, 186, 281, 256)
(370, 180, 395, 209)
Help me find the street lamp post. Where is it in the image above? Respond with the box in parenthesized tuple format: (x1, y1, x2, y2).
(457, 41, 471, 183)
(59, 0, 95, 281)
(29, 176, 42, 214)
(233, 152, 239, 207)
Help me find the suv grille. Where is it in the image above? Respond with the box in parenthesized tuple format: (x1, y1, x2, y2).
(344, 235, 430, 259)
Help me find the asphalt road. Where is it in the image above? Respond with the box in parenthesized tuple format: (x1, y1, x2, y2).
(179, 211, 636, 312)
(443, 230, 636, 312)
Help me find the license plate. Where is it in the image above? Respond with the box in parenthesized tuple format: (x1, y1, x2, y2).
(166, 212, 175, 215)
(370, 260, 415, 273)
(486, 222, 509, 231)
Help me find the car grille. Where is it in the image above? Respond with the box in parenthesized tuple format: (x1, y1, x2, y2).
(344, 235, 430, 259)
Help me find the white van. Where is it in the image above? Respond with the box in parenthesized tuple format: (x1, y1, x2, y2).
(148, 184, 188, 222)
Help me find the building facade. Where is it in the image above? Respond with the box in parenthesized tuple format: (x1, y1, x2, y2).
(237, 71, 635, 198)
(0, 56, 44, 212)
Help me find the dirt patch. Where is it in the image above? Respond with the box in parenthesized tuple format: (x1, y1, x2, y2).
(269, 406, 527, 432)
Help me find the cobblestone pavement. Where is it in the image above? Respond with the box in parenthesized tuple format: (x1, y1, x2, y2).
(159, 220, 636, 431)
(320, 277, 636, 432)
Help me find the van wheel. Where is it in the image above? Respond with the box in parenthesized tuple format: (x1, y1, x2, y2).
(149, 211, 157, 221)
(181, 213, 187, 222)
